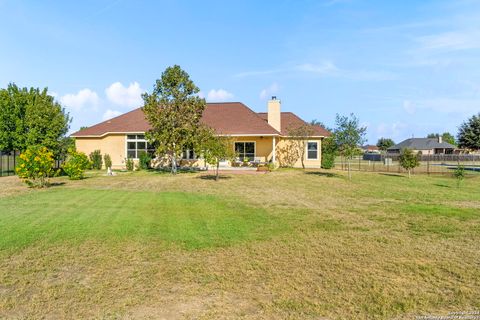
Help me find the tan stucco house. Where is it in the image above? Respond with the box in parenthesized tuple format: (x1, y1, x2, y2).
(71, 97, 330, 169)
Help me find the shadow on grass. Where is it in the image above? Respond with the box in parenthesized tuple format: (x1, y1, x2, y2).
(378, 173, 405, 178)
(198, 175, 232, 181)
(305, 171, 342, 178)
(433, 183, 452, 188)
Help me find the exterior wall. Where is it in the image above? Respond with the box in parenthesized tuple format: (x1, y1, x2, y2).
(276, 137, 322, 168)
(75, 134, 323, 169)
(75, 135, 126, 169)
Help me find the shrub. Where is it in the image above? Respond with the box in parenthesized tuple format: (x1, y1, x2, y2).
(104, 154, 112, 169)
(63, 150, 91, 180)
(321, 136, 337, 169)
(89, 150, 102, 170)
(125, 158, 134, 171)
(453, 165, 465, 188)
(15, 146, 56, 188)
(138, 151, 152, 170)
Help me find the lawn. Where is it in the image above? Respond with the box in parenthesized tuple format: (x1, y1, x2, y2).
(0, 169, 479, 319)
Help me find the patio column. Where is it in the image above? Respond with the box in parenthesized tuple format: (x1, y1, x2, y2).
(272, 136, 276, 163)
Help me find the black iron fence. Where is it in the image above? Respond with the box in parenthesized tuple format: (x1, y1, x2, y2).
(0, 151, 20, 177)
(0, 151, 64, 177)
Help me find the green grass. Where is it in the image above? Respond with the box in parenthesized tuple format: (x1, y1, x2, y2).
(0, 169, 479, 319)
(0, 189, 286, 251)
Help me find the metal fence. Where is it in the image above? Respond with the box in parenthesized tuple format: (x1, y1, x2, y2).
(0, 151, 64, 177)
(335, 154, 480, 175)
(0, 151, 20, 177)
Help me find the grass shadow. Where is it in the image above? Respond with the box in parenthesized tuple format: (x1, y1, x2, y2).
(199, 175, 232, 181)
(305, 171, 342, 178)
(433, 183, 451, 188)
(378, 173, 405, 178)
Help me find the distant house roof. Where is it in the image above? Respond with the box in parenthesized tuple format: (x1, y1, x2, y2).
(388, 138, 456, 151)
(361, 145, 379, 151)
(71, 102, 328, 138)
(257, 112, 330, 137)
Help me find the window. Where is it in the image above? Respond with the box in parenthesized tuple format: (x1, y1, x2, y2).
(307, 142, 318, 160)
(126, 134, 154, 159)
(182, 149, 197, 160)
(235, 142, 255, 161)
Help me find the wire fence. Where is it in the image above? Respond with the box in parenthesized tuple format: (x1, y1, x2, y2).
(0, 151, 64, 178)
(334, 154, 480, 175)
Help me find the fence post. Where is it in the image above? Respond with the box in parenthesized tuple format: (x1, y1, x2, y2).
(427, 159, 430, 175)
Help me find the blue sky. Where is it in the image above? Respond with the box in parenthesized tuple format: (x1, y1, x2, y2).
(1, 0, 480, 143)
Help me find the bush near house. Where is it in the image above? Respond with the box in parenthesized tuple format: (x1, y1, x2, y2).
(104, 154, 112, 170)
(125, 158, 134, 171)
(138, 151, 152, 170)
(62, 150, 91, 180)
(89, 150, 102, 170)
(15, 146, 56, 188)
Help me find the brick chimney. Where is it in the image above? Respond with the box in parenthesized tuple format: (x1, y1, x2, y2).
(267, 96, 281, 132)
(438, 136, 442, 144)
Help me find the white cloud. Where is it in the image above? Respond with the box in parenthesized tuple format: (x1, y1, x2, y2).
(235, 61, 395, 81)
(105, 81, 144, 107)
(206, 89, 234, 102)
(60, 89, 99, 111)
(376, 122, 409, 141)
(102, 109, 122, 121)
(403, 100, 416, 114)
(296, 61, 339, 74)
(259, 82, 280, 100)
(417, 30, 480, 51)
(414, 98, 480, 114)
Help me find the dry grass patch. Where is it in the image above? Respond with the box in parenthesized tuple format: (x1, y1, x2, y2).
(0, 169, 479, 319)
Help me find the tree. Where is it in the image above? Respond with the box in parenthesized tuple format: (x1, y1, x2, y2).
(142, 65, 206, 174)
(0, 83, 71, 156)
(321, 135, 337, 169)
(427, 132, 456, 146)
(376, 137, 395, 151)
(453, 165, 465, 188)
(399, 148, 420, 178)
(195, 126, 236, 181)
(457, 113, 480, 150)
(286, 124, 316, 169)
(333, 113, 367, 180)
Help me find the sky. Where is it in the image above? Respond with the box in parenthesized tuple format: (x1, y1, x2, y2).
(1, 0, 480, 143)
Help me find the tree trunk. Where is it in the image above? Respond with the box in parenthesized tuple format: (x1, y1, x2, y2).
(171, 153, 177, 174)
(215, 161, 219, 181)
(347, 160, 351, 180)
(408, 169, 411, 178)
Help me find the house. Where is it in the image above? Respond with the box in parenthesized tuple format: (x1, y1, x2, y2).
(361, 145, 380, 153)
(71, 97, 330, 169)
(387, 137, 455, 155)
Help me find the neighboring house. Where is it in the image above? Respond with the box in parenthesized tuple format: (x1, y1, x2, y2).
(361, 145, 380, 153)
(71, 97, 330, 169)
(387, 137, 455, 155)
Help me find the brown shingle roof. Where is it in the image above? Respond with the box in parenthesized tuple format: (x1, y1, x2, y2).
(257, 112, 330, 137)
(71, 102, 280, 137)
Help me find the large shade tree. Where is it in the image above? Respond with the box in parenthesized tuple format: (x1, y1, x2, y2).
(0, 83, 71, 157)
(142, 65, 206, 174)
(457, 113, 480, 150)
